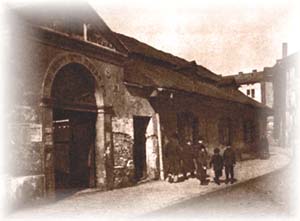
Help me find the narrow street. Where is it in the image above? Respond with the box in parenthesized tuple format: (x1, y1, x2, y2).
(147, 165, 295, 220)
(6, 147, 293, 221)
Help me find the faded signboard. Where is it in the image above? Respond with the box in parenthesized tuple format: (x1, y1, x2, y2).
(8, 123, 43, 144)
(30, 124, 43, 142)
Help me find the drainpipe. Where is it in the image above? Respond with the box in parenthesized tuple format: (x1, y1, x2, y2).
(282, 42, 288, 58)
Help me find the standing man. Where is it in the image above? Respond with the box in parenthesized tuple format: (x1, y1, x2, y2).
(260, 135, 270, 159)
(182, 140, 196, 179)
(195, 140, 209, 185)
(209, 147, 223, 185)
(164, 133, 180, 183)
(223, 145, 236, 184)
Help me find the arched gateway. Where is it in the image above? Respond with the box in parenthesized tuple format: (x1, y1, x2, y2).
(41, 53, 114, 197)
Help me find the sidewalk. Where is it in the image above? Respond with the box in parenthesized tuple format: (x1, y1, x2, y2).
(6, 146, 291, 221)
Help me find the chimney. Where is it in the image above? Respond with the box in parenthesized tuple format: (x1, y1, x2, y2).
(83, 23, 88, 41)
(282, 42, 288, 58)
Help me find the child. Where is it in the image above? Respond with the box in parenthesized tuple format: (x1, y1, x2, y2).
(209, 148, 223, 185)
(223, 145, 236, 184)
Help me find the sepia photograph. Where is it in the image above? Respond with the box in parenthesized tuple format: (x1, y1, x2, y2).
(0, 0, 299, 220)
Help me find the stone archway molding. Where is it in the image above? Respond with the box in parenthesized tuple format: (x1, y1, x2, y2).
(42, 52, 104, 107)
(41, 52, 114, 197)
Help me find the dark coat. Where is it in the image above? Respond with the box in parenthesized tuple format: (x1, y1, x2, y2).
(164, 140, 181, 174)
(223, 148, 236, 166)
(183, 144, 194, 160)
(165, 140, 180, 158)
(197, 150, 209, 167)
(261, 137, 269, 153)
(210, 154, 223, 171)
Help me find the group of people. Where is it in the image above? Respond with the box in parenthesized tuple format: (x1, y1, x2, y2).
(164, 133, 236, 185)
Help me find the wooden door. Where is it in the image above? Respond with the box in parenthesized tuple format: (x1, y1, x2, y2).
(53, 119, 71, 189)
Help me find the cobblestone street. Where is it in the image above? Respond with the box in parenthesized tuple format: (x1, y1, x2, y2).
(148, 165, 295, 221)
(6, 146, 292, 221)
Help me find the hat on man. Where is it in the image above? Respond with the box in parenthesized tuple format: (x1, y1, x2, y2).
(214, 148, 220, 153)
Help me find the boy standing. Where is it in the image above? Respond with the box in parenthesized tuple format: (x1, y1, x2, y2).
(223, 145, 236, 184)
(209, 148, 223, 185)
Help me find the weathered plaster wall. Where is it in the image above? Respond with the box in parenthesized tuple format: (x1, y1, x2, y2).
(6, 31, 127, 204)
(7, 29, 161, 196)
(109, 91, 157, 187)
(5, 175, 45, 210)
(5, 106, 44, 208)
(111, 117, 134, 187)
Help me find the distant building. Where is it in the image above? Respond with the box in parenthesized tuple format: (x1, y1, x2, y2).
(4, 3, 271, 208)
(229, 43, 299, 148)
(271, 51, 299, 148)
(239, 83, 261, 103)
(230, 69, 273, 108)
(227, 68, 274, 140)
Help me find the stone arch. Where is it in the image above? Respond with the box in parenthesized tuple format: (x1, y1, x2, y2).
(42, 52, 104, 107)
(41, 52, 113, 198)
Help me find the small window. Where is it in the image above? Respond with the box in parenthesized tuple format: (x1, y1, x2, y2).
(246, 89, 251, 96)
(251, 89, 255, 98)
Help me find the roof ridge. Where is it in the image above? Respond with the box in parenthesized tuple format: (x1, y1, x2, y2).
(115, 32, 221, 81)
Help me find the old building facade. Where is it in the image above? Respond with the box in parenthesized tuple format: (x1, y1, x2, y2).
(4, 3, 271, 208)
(229, 43, 299, 147)
(271, 52, 299, 148)
(228, 69, 274, 140)
(233, 70, 273, 108)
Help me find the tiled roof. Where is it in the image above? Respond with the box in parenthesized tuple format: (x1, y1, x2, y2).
(123, 59, 271, 111)
(116, 33, 270, 110)
(115, 33, 221, 82)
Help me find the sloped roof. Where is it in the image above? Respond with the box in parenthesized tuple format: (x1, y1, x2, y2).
(230, 71, 265, 85)
(124, 59, 271, 110)
(115, 33, 269, 110)
(115, 33, 221, 82)
(115, 33, 188, 66)
(217, 76, 238, 87)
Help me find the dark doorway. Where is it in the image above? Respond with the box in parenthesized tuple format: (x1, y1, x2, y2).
(53, 109, 96, 192)
(51, 63, 98, 196)
(133, 116, 150, 182)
